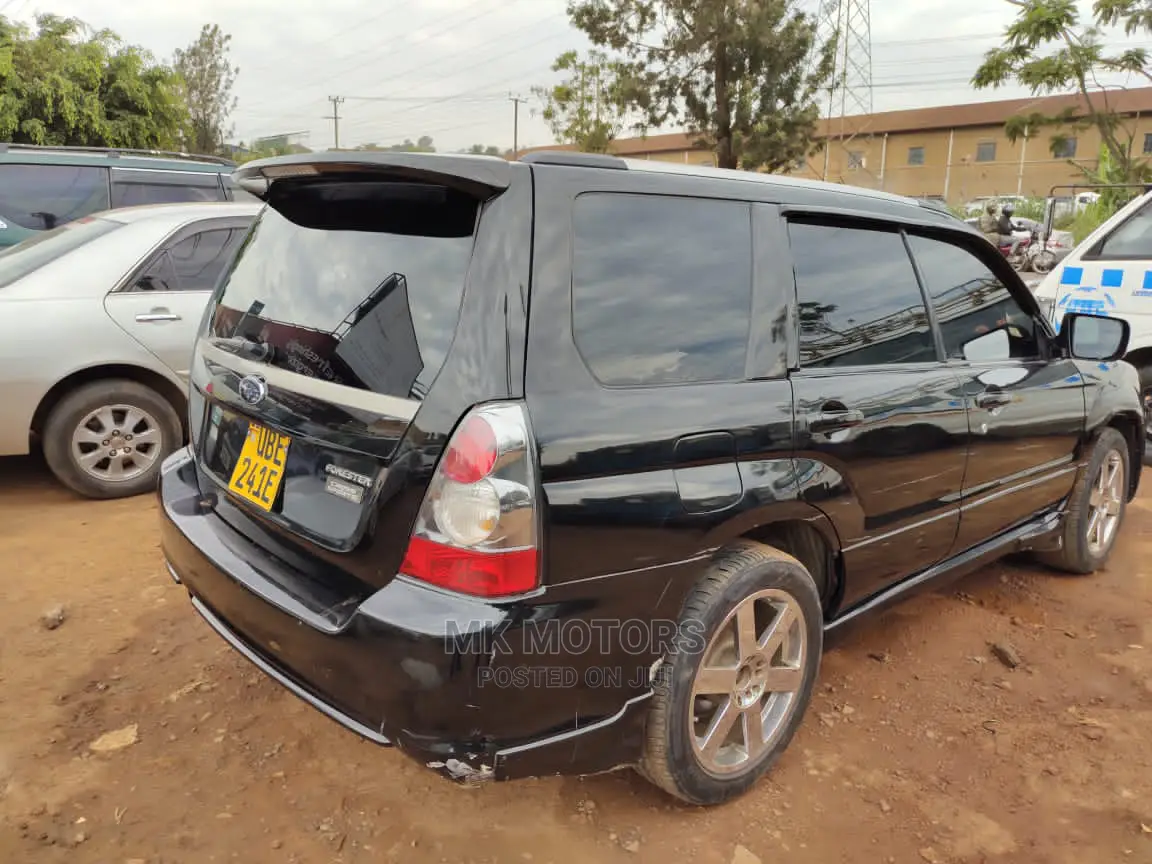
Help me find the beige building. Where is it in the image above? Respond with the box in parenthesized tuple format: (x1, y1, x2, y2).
(517, 87, 1152, 205)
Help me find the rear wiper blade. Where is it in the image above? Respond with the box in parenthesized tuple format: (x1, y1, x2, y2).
(209, 336, 274, 363)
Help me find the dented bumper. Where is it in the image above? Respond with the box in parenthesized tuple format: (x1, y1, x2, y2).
(158, 447, 655, 783)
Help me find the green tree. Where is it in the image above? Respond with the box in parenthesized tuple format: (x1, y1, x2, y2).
(972, 0, 1152, 199)
(173, 24, 237, 155)
(465, 143, 504, 156)
(0, 14, 188, 148)
(567, 0, 834, 170)
(532, 49, 636, 153)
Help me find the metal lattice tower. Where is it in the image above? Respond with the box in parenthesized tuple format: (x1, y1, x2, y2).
(811, 0, 874, 182)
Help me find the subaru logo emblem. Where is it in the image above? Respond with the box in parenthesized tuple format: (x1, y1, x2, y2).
(237, 374, 268, 405)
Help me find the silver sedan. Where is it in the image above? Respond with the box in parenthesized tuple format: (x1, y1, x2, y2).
(0, 201, 260, 498)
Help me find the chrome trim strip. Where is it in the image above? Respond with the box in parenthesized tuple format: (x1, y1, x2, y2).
(198, 339, 420, 422)
(495, 691, 653, 759)
(960, 463, 1080, 512)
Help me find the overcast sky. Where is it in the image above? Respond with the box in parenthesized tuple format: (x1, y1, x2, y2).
(4, 0, 1149, 152)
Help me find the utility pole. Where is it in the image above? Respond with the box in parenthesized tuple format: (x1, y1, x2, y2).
(812, 0, 874, 183)
(326, 96, 345, 150)
(509, 93, 527, 156)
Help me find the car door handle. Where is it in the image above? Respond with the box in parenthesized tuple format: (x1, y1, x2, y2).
(135, 310, 182, 323)
(975, 391, 1013, 410)
(809, 409, 865, 434)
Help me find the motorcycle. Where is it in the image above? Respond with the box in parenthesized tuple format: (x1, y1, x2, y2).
(998, 230, 1034, 272)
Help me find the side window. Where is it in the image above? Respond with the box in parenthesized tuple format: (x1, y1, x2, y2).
(130, 228, 245, 292)
(571, 193, 752, 387)
(787, 221, 936, 368)
(0, 164, 110, 230)
(133, 252, 178, 292)
(167, 229, 243, 292)
(111, 170, 224, 208)
(907, 234, 1040, 361)
(1092, 199, 1152, 259)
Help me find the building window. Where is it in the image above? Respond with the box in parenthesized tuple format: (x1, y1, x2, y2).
(1144, 133, 1152, 155)
(975, 141, 996, 162)
(1053, 137, 1078, 159)
(907, 146, 925, 166)
(847, 150, 865, 170)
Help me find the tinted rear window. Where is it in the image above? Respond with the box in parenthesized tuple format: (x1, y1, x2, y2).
(111, 169, 224, 208)
(0, 217, 121, 288)
(571, 193, 752, 387)
(0, 164, 110, 230)
(207, 180, 477, 400)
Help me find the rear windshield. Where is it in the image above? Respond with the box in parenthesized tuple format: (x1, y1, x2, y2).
(206, 179, 477, 400)
(0, 216, 121, 289)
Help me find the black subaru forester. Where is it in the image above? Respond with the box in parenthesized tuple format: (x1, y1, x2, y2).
(159, 150, 1144, 806)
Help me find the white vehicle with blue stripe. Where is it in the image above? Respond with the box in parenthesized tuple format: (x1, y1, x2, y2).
(1034, 189, 1152, 461)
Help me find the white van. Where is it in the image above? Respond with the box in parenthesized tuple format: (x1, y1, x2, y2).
(1033, 188, 1152, 456)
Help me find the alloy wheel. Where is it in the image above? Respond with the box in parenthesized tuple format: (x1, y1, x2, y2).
(689, 588, 807, 775)
(70, 403, 163, 484)
(1086, 449, 1125, 557)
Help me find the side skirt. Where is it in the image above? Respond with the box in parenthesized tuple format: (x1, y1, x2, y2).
(823, 507, 1064, 646)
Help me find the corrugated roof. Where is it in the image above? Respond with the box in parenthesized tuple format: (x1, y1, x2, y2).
(514, 87, 1152, 158)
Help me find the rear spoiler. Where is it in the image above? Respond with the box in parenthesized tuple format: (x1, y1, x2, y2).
(232, 151, 512, 201)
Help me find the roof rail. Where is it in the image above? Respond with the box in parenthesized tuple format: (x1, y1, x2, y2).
(0, 142, 236, 167)
(519, 151, 627, 170)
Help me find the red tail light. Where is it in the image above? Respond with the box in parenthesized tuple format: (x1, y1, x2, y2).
(399, 403, 540, 598)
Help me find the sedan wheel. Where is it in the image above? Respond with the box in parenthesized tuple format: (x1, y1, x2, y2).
(43, 379, 182, 500)
(70, 403, 164, 485)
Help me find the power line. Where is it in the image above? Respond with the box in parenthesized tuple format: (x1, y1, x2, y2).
(338, 26, 572, 135)
(249, 0, 524, 117)
(240, 0, 412, 77)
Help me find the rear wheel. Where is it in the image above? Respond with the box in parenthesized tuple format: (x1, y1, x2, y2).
(1032, 249, 1057, 275)
(639, 542, 822, 805)
(42, 379, 181, 499)
(1036, 427, 1129, 574)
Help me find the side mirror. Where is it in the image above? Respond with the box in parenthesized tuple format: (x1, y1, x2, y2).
(1060, 313, 1129, 362)
(960, 327, 1010, 362)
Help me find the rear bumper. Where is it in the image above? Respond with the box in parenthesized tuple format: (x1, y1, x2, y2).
(158, 447, 651, 782)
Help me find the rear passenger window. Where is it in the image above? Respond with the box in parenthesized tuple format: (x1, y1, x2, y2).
(111, 170, 224, 208)
(572, 193, 752, 387)
(0, 164, 110, 230)
(907, 235, 1040, 360)
(788, 222, 936, 368)
(168, 229, 243, 292)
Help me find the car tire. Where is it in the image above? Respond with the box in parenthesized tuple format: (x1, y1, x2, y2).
(1035, 427, 1130, 575)
(42, 379, 182, 500)
(638, 541, 823, 805)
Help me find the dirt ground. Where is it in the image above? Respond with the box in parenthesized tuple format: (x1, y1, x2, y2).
(1, 455, 1151, 864)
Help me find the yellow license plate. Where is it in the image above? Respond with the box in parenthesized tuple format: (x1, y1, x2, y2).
(228, 423, 290, 511)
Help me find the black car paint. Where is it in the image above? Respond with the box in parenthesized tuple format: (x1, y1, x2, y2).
(160, 153, 1145, 784)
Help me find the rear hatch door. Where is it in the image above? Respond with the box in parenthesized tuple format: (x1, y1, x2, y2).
(188, 154, 512, 588)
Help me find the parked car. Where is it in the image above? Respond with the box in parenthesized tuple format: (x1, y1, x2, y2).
(159, 151, 1143, 807)
(1033, 186, 1152, 463)
(0, 201, 261, 497)
(0, 143, 257, 249)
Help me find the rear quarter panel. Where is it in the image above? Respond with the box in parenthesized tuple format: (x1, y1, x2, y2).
(0, 221, 188, 455)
